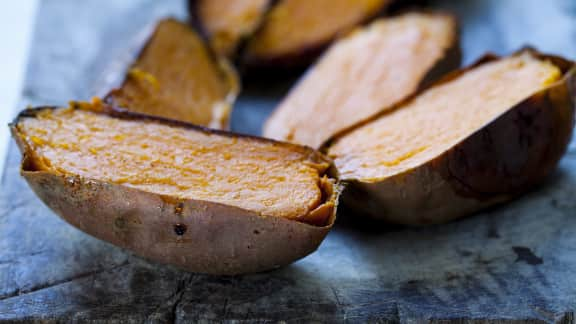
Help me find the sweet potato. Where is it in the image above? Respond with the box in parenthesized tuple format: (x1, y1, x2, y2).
(264, 12, 460, 149)
(105, 18, 239, 129)
(327, 49, 575, 225)
(242, 0, 393, 68)
(11, 104, 338, 275)
(190, 0, 272, 58)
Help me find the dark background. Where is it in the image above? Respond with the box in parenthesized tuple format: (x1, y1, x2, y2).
(1, 0, 576, 322)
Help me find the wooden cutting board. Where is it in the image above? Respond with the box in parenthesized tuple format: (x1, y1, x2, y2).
(1, 0, 576, 322)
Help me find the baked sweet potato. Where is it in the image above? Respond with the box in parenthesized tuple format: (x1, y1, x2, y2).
(105, 18, 239, 129)
(10, 104, 338, 275)
(327, 49, 575, 225)
(242, 0, 393, 68)
(190, 0, 272, 58)
(264, 12, 460, 149)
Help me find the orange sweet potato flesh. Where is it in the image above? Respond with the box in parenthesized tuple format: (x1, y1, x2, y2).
(264, 12, 460, 149)
(328, 49, 575, 225)
(330, 52, 563, 180)
(243, 0, 392, 67)
(105, 18, 238, 129)
(14, 106, 335, 224)
(191, 0, 271, 57)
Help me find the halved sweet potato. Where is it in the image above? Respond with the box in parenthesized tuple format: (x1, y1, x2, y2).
(264, 12, 460, 149)
(105, 18, 239, 129)
(190, 0, 271, 58)
(327, 49, 575, 225)
(10, 104, 338, 275)
(242, 0, 392, 67)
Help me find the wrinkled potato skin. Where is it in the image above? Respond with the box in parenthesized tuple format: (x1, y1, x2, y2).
(341, 50, 575, 225)
(11, 108, 338, 275)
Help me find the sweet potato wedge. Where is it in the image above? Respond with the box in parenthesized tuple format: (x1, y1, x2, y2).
(10, 104, 338, 275)
(327, 49, 575, 225)
(242, 0, 393, 68)
(190, 0, 272, 58)
(105, 18, 239, 129)
(264, 12, 460, 149)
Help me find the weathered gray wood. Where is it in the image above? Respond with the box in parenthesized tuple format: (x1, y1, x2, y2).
(1, 0, 576, 322)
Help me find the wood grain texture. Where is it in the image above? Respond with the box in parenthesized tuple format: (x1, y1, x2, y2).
(1, 0, 576, 322)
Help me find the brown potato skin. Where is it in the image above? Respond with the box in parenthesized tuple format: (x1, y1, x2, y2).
(11, 106, 338, 275)
(339, 49, 575, 225)
(103, 18, 239, 130)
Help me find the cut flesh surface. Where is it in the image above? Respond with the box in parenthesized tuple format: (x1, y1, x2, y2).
(264, 13, 457, 148)
(328, 52, 563, 181)
(245, 0, 389, 61)
(197, 0, 269, 56)
(16, 108, 333, 222)
(106, 19, 235, 128)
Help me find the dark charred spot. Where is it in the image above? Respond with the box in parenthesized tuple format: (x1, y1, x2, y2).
(173, 223, 187, 236)
(517, 109, 536, 127)
(512, 246, 543, 265)
(253, 230, 260, 235)
(115, 216, 126, 229)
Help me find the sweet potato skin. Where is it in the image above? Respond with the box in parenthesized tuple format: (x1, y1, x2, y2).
(104, 18, 239, 130)
(11, 107, 338, 275)
(19, 172, 335, 275)
(340, 50, 575, 225)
